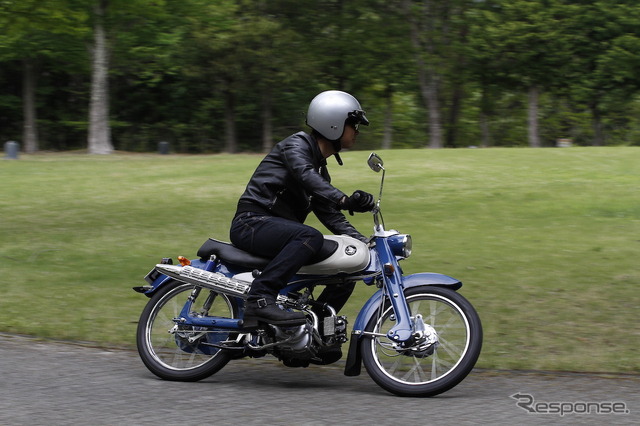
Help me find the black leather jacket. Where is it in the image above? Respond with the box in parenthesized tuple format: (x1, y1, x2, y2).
(234, 132, 367, 242)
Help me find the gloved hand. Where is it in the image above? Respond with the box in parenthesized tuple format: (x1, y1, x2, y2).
(340, 190, 375, 215)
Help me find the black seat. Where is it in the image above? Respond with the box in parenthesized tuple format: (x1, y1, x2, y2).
(196, 238, 339, 270)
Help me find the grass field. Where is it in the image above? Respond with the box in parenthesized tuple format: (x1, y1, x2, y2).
(1, 147, 638, 373)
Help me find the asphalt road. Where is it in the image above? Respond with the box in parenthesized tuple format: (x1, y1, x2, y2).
(0, 333, 637, 425)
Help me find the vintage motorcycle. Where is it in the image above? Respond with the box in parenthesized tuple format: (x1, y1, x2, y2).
(133, 153, 482, 397)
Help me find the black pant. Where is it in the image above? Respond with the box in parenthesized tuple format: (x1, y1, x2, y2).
(230, 212, 355, 312)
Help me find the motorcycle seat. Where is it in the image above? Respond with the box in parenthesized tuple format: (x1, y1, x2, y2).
(197, 238, 339, 270)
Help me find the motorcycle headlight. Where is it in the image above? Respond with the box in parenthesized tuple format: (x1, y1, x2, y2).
(388, 234, 412, 259)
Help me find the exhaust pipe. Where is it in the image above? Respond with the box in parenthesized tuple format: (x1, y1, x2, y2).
(154, 264, 250, 298)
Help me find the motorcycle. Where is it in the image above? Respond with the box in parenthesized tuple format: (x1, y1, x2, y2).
(133, 152, 482, 397)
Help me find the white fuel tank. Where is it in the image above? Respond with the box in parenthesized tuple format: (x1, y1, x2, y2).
(298, 235, 370, 275)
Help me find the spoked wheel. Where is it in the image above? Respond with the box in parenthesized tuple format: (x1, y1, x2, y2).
(136, 280, 238, 381)
(361, 286, 482, 397)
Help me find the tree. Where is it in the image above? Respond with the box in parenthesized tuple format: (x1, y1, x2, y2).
(563, 0, 640, 145)
(0, 0, 88, 152)
(468, 0, 574, 147)
(403, 0, 445, 148)
(336, 0, 416, 150)
(87, 0, 112, 154)
(87, 0, 181, 154)
(235, 1, 310, 153)
(3, 0, 640, 152)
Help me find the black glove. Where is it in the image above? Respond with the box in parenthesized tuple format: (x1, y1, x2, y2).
(341, 190, 375, 215)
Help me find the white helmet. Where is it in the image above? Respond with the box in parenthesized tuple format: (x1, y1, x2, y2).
(306, 90, 369, 141)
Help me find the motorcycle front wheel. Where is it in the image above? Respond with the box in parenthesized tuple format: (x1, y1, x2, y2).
(361, 285, 482, 397)
(136, 280, 237, 381)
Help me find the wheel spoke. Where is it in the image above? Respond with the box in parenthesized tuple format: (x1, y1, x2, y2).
(437, 335, 464, 359)
(431, 353, 439, 380)
(388, 357, 404, 377)
(404, 356, 429, 382)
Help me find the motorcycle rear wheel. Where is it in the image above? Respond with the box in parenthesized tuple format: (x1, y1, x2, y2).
(361, 285, 482, 397)
(136, 280, 237, 381)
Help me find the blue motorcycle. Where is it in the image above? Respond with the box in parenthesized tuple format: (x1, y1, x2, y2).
(134, 153, 482, 397)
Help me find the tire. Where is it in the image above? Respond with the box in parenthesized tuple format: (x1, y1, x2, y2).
(361, 285, 482, 397)
(136, 280, 237, 381)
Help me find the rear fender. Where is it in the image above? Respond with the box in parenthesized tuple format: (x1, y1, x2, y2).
(344, 272, 462, 376)
(134, 274, 173, 297)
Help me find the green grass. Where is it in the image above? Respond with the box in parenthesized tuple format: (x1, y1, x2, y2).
(1, 148, 639, 373)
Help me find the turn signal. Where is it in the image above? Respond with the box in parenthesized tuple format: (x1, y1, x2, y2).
(383, 263, 395, 276)
(177, 256, 191, 266)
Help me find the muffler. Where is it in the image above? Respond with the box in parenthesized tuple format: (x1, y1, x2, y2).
(154, 264, 250, 298)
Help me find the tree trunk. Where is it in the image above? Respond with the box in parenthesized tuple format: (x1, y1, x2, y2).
(261, 89, 273, 153)
(382, 86, 393, 150)
(223, 88, 237, 153)
(405, 0, 443, 149)
(425, 72, 443, 148)
(88, 0, 113, 155)
(411, 41, 443, 148)
(479, 113, 491, 147)
(479, 86, 491, 148)
(23, 58, 39, 153)
(446, 83, 463, 148)
(527, 86, 540, 148)
(591, 105, 605, 146)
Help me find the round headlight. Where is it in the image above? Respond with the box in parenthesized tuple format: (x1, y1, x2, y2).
(403, 234, 412, 258)
(388, 234, 412, 259)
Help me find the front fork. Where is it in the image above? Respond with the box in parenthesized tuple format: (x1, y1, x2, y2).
(375, 240, 415, 345)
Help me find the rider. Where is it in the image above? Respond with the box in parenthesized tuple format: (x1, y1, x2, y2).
(230, 90, 375, 326)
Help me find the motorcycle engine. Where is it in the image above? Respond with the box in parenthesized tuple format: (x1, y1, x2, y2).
(272, 322, 319, 360)
(264, 298, 349, 367)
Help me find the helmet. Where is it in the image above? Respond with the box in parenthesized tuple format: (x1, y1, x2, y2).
(306, 90, 369, 141)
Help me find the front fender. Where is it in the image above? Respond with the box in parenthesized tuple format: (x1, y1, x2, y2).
(344, 272, 462, 376)
(403, 272, 462, 291)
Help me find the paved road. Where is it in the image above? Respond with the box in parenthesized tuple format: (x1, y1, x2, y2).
(0, 333, 637, 425)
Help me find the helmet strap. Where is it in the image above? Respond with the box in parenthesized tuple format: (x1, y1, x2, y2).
(331, 138, 342, 152)
(331, 139, 343, 165)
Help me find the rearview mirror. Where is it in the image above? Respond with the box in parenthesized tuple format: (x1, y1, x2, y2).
(367, 152, 384, 173)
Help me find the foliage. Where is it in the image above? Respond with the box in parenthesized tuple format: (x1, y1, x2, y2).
(2, 0, 640, 150)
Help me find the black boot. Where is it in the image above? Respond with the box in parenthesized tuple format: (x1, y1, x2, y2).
(243, 296, 306, 326)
